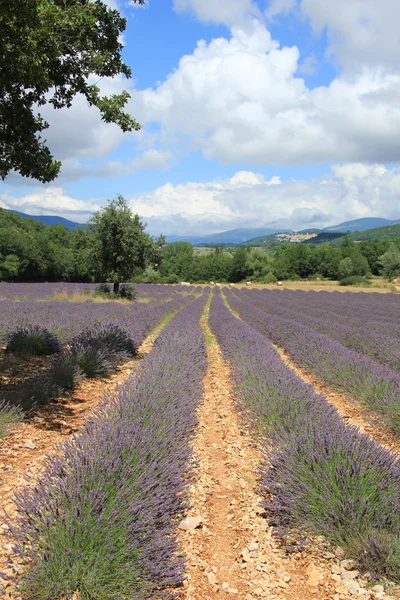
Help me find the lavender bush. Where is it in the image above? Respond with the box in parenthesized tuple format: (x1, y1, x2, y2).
(209, 293, 400, 580)
(0, 399, 21, 437)
(10, 294, 208, 599)
(68, 324, 137, 377)
(6, 325, 61, 356)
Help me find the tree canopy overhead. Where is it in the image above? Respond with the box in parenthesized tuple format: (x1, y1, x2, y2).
(0, 0, 145, 183)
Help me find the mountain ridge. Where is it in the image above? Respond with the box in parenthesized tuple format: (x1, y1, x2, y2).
(10, 210, 84, 231)
(5, 210, 400, 244)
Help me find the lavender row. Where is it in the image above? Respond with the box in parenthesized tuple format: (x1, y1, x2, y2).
(0, 282, 200, 301)
(225, 288, 400, 434)
(10, 294, 208, 599)
(209, 292, 400, 581)
(243, 288, 400, 335)
(240, 289, 400, 373)
(0, 292, 194, 344)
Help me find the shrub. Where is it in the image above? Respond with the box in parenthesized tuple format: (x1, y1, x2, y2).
(7, 375, 60, 411)
(73, 324, 136, 359)
(167, 274, 180, 284)
(50, 353, 84, 390)
(307, 273, 324, 281)
(0, 399, 21, 437)
(141, 267, 163, 284)
(339, 276, 371, 286)
(68, 343, 113, 378)
(118, 284, 136, 301)
(94, 283, 136, 301)
(69, 324, 136, 377)
(263, 272, 277, 283)
(94, 283, 111, 296)
(6, 325, 61, 356)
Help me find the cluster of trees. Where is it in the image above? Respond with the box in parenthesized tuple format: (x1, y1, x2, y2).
(0, 198, 163, 288)
(1, 199, 400, 286)
(157, 238, 400, 284)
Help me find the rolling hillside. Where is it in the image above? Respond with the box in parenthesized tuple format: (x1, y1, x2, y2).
(332, 223, 400, 244)
(324, 217, 400, 233)
(9, 210, 83, 230)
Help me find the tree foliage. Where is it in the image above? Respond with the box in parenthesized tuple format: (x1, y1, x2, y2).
(1, 208, 400, 285)
(379, 244, 400, 281)
(0, 0, 145, 182)
(87, 195, 156, 293)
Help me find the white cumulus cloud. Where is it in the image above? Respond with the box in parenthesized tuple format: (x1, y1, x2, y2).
(266, 0, 400, 71)
(131, 22, 400, 166)
(173, 0, 262, 28)
(2, 164, 400, 234)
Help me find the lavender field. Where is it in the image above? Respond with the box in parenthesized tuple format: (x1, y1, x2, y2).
(2, 283, 400, 598)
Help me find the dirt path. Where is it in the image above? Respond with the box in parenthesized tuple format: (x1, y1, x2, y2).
(0, 322, 167, 597)
(178, 305, 366, 600)
(274, 345, 400, 456)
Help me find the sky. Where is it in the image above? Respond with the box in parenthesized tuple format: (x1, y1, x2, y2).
(1, 0, 400, 236)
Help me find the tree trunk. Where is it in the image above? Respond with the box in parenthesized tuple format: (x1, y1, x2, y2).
(113, 281, 120, 295)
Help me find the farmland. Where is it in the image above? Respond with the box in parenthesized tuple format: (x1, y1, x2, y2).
(1, 284, 400, 599)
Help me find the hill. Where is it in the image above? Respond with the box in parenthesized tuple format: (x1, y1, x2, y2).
(302, 231, 345, 245)
(166, 227, 292, 245)
(331, 223, 400, 245)
(9, 210, 83, 230)
(243, 218, 400, 247)
(324, 217, 400, 233)
(243, 231, 320, 247)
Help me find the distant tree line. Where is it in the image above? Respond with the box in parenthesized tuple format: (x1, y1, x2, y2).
(156, 238, 400, 285)
(1, 204, 400, 285)
(0, 199, 164, 287)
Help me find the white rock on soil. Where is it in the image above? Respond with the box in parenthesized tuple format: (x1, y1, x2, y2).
(306, 568, 323, 586)
(341, 559, 358, 571)
(23, 441, 36, 450)
(178, 515, 204, 531)
(206, 572, 218, 586)
(344, 579, 360, 595)
(341, 570, 360, 581)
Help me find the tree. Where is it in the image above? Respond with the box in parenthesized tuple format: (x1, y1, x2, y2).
(313, 245, 341, 279)
(230, 247, 250, 283)
(0, 254, 20, 281)
(349, 249, 370, 276)
(159, 242, 194, 281)
(378, 244, 400, 281)
(87, 195, 153, 293)
(338, 257, 354, 280)
(0, 0, 145, 182)
(245, 248, 274, 281)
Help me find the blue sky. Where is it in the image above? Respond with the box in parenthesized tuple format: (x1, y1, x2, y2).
(1, 0, 400, 235)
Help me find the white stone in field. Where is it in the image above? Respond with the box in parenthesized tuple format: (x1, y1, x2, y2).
(206, 572, 218, 586)
(341, 570, 359, 581)
(306, 567, 322, 586)
(178, 515, 204, 531)
(24, 441, 36, 449)
(344, 579, 360, 595)
(340, 559, 358, 571)
(248, 542, 259, 552)
(371, 585, 384, 593)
